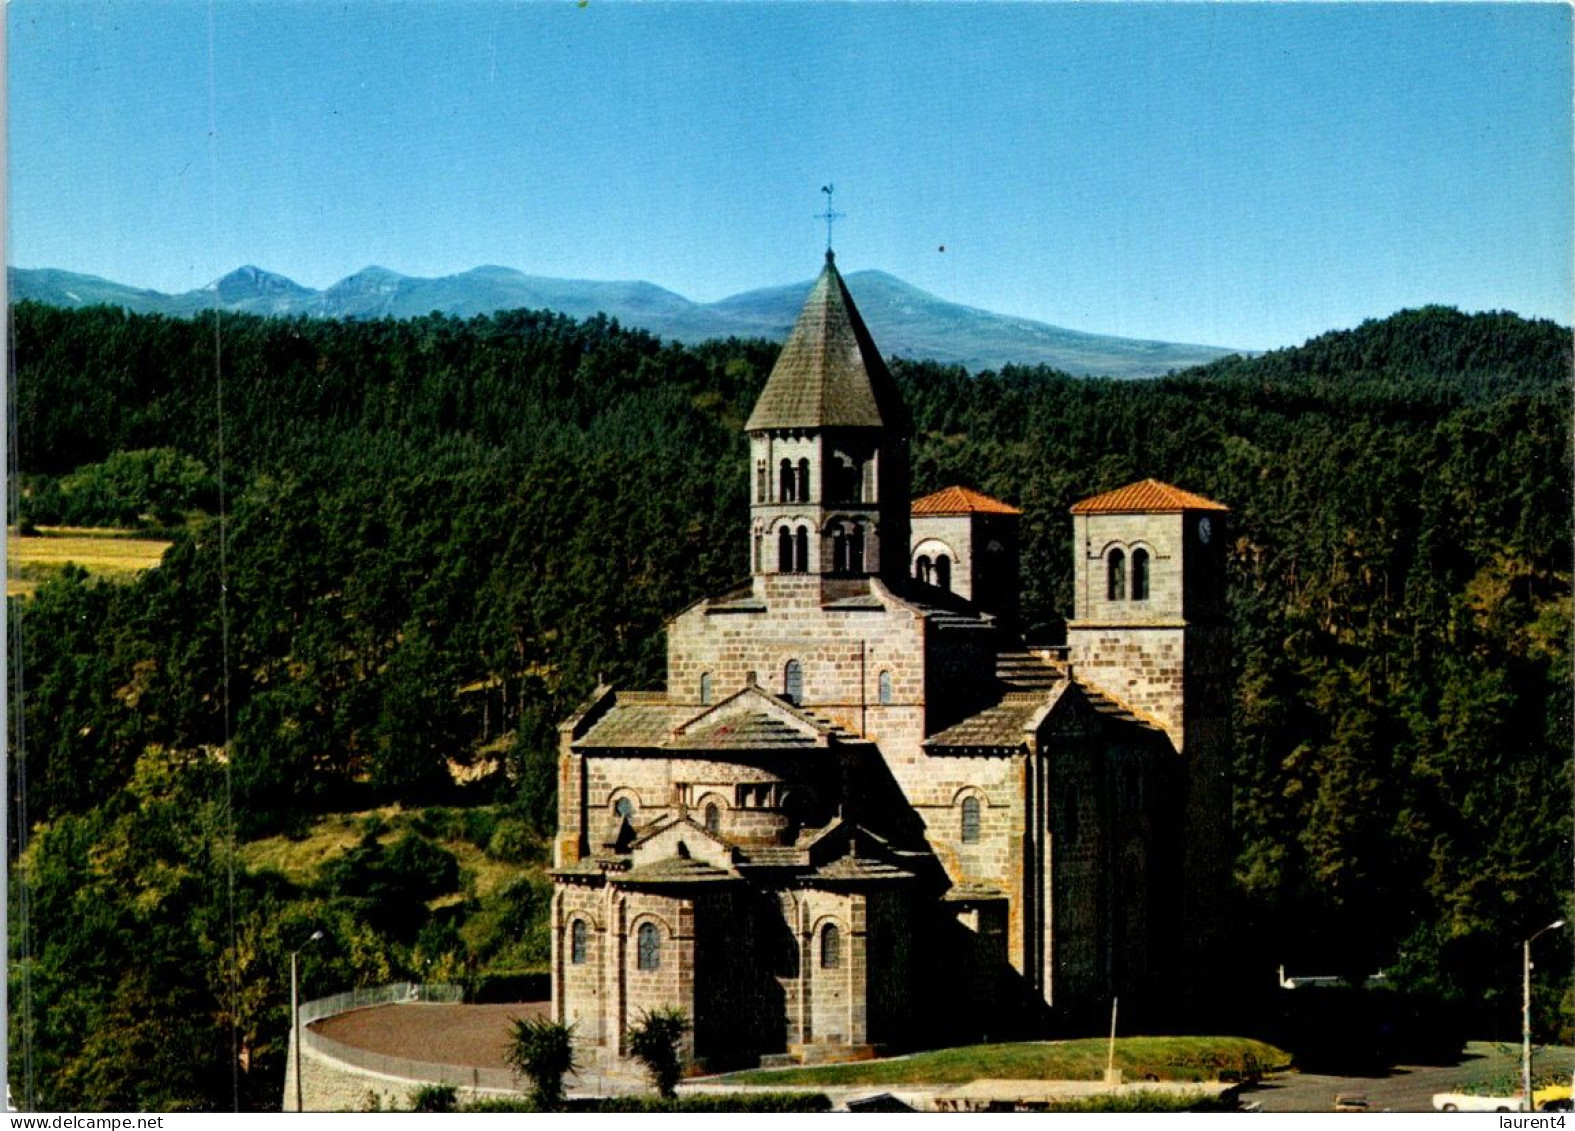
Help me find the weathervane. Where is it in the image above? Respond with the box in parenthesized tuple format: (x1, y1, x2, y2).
(817, 184, 845, 255)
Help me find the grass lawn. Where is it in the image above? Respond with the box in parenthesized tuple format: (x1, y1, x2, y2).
(8, 526, 173, 597)
(714, 1035, 1290, 1088)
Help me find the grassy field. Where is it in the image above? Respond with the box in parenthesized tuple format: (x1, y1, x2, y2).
(8, 526, 173, 597)
(237, 804, 541, 901)
(715, 1035, 1291, 1088)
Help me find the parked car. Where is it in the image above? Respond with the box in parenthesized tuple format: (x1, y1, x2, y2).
(1534, 1084, 1572, 1112)
(1432, 1092, 1524, 1112)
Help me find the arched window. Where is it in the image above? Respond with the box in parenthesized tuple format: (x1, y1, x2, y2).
(637, 922, 661, 971)
(784, 659, 803, 705)
(915, 555, 932, 584)
(935, 554, 952, 592)
(779, 526, 794, 572)
(797, 457, 811, 502)
(795, 525, 809, 572)
(756, 460, 768, 502)
(849, 523, 865, 573)
(614, 797, 635, 821)
(704, 803, 721, 834)
(699, 672, 712, 706)
(570, 918, 588, 965)
(1131, 548, 1150, 601)
(878, 670, 893, 705)
(820, 923, 841, 969)
(1107, 548, 1126, 601)
(961, 796, 981, 843)
(779, 458, 795, 502)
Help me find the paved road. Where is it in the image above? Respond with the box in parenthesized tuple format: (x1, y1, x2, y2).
(1242, 1043, 1575, 1114)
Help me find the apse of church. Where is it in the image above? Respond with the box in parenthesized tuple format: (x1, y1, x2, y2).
(550, 251, 1230, 1071)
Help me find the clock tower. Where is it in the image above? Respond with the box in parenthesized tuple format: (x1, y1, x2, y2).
(1064, 479, 1231, 998)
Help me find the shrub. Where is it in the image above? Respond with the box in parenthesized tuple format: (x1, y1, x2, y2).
(486, 817, 538, 863)
(505, 1016, 578, 1110)
(408, 1084, 458, 1112)
(626, 1007, 691, 1099)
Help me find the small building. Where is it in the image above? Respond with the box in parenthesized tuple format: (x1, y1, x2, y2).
(550, 251, 1231, 1071)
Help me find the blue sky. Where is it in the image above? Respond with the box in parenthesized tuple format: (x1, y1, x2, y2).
(7, 2, 1571, 351)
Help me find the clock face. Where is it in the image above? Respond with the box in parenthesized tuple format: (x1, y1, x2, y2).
(1198, 516, 1213, 545)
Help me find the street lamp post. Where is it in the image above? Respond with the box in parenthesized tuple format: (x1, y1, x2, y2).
(291, 930, 324, 1113)
(1523, 919, 1566, 1112)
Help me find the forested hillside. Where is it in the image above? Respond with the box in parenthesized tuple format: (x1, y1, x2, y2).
(8, 300, 1571, 1108)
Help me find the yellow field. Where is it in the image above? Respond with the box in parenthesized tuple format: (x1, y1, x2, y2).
(7, 526, 173, 597)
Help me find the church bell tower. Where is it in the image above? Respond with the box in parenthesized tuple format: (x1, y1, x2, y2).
(1064, 478, 1232, 998)
(744, 252, 911, 601)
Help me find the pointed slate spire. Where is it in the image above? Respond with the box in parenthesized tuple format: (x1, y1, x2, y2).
(745, 252, 907, 433)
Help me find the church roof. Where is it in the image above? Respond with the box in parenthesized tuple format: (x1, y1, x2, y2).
(669, 710, 823, 751)
(912, 485, 1022, 517)
(924, 692, 1049, 753)
(1070, 478, 1229, 515)
(744, 253, 906, 432)
(572, 700, 689, 748)
(808, 854, 914, 883)
(570, 685, 842, 752)
(615, 855, 740, 885)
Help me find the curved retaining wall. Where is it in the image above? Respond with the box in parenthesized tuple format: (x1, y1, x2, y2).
(282, 983, 523, 1112)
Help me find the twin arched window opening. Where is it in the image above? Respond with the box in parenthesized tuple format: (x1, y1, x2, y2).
(915, 554, 952, 591)
(637, 922, 661, 971)
(1107, 546, 1150, 602)
(779, 458, 811, 503)
(831, 521, 866, 574)
(828, 449, 867, 503)
(778, 525, 811, 573)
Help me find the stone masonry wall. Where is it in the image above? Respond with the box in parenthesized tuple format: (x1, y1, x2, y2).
(910, 513, 973, 597)
(1065, 627, 1187, 745)
(667, 586, 928, 741)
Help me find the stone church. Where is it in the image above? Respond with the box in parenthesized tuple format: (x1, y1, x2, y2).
(550, 252, 1231, 1070)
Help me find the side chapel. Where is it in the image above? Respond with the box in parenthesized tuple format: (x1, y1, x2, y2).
(550, 251, 1232, 1069)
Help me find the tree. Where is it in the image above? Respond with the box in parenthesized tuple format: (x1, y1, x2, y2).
(504, 1016, 578, 1110)
(625, 1007, 690, 1099)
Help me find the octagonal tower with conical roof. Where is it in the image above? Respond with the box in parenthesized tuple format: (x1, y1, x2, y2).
(745, 252, 911, 602)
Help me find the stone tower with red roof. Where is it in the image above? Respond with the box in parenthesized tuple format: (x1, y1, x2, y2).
(1066, 479, 1233, 996)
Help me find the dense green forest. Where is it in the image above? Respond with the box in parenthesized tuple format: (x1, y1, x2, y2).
(8, 299, 1572, 1109)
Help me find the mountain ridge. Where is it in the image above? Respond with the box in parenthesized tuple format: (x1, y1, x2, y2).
(8, 262, 1241, 377)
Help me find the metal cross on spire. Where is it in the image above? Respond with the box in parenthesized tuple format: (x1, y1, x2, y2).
(817, 184, 845, 257)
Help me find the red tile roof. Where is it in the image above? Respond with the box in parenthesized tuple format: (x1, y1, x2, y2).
(1069, 479, 1228, 515)
(911, 485, 1022, 516)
